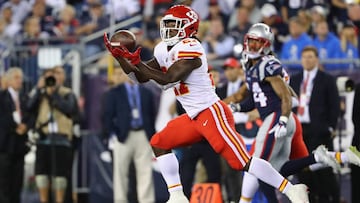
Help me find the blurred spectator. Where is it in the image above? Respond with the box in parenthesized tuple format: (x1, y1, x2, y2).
(43, 0, 66, 11)
(206, 0, 231, 29)
(260, 3, 289, 55)
(141, 0, 172, 22)
(52, 4, 80, 44)
(53, 66, 80, 203)
(330, 0, 349, 25)
(191, 0, 236, 21)
(280, 0, 321, 23)
(347, 0, 360, 25)
(256, 0, 282, 9)
(144, 11, 164, 43)
(297, 9, 312, 35)
(228, 0, 261, 29)
(27, 67, 78, 203)
(75, 1, 109, 57)
(0, 67, 30, 203)
(28, 0, 66, 16)
(346, 0, 360, 57)
(14, 16, 48, 83)
(312, 20, 345, 69)
(20, 16, 50, 47)
(66, 0, 83, 13)
(104, 0, 141, 25)
(0, 74, 6, 90)
(1, 0, 32, 24)
(0, 5, 21, 38)
(202, 17, 235, 60)
(228, 6, 252, 46)
(238, 0, 261, 24)
(142, 0, 172, 41)
(27, 1, 55, 35)
(309, 5, 339, 36)
(14, 14, 50, 76)
(280, 16, 313, 69)
(102, 67, 156, 203)
(339, 22, 359, 68)
(0, 19, 11, 45)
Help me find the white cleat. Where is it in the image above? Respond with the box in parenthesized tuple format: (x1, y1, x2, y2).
(345, 146, 360, 166)
(285, 184, 309, 203)
(167, 190, 189, 203)
(313, 145, 341, 171)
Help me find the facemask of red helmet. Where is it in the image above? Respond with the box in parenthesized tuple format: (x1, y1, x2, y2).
(160, 5, 199, 46)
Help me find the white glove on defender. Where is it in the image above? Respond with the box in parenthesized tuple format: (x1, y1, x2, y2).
(269, 116, 288, 138)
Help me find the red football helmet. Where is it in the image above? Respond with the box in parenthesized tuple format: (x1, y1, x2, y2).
(160, 5, 200, 46)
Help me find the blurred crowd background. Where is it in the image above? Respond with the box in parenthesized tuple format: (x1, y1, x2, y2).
(0, 0, 359, 203)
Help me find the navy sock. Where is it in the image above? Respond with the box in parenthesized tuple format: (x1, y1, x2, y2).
(280, 155, 316, 177)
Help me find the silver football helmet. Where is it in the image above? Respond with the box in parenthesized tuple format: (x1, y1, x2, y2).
(243, 23, 274, 59)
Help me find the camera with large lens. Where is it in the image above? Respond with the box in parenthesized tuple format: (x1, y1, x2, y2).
(45, 76, 56, 87)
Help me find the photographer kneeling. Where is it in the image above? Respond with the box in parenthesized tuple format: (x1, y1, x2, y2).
(27, 67, 77, 203)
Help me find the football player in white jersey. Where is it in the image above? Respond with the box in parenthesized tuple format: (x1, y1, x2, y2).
(103, 5, 309, 203)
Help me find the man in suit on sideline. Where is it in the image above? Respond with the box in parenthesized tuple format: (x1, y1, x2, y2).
(0, 67, 30, 203)
(102, 66, 156, 203)
(290, 46, 340, 203)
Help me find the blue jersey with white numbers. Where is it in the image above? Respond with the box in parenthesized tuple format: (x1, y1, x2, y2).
(245, 55, 284, 120)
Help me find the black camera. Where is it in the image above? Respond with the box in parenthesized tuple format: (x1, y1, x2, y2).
(45, 76, 56, 87)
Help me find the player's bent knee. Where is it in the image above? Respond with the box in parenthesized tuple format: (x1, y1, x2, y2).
(150, 134, 171, 150)
(52, 176, 67, 190)
(35, 175, 49, 188)
(149, 134, 158, 147)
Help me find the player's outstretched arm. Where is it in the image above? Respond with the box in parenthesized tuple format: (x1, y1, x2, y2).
(136, 58, 201, 85)
(266, 75, 292, 117)
(104, 33, 162, 83)
(223, 83, 249, 104)
(266, 75, 292, 138)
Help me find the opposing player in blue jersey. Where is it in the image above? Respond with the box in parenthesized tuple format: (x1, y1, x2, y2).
(224, 23, 305, 203)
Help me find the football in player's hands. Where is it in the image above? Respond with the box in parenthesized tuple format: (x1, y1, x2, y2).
(110, 30, 136, 52)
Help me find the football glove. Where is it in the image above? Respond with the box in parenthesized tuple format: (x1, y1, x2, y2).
(103, 33, 142, 65)
(269, 116, 288, 138)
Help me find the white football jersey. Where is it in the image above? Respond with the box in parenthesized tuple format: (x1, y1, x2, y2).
(154, 38, 220, 118)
